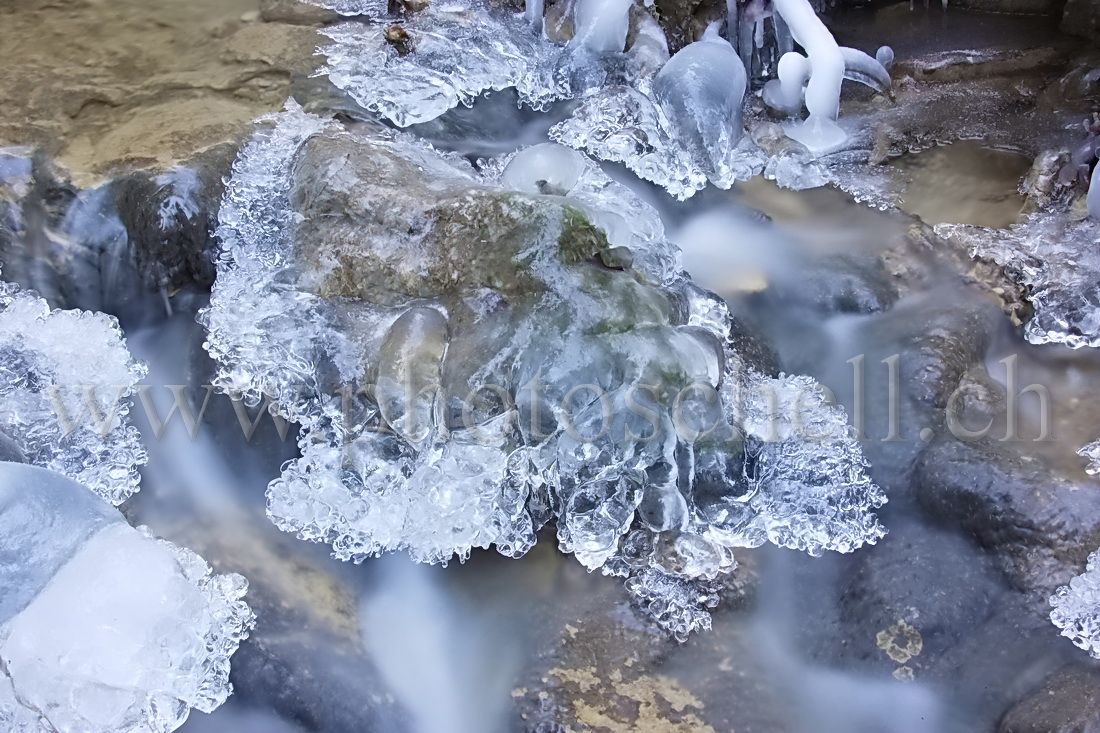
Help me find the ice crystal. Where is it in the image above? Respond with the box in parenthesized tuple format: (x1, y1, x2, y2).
(0, 462, 254, 733)
(204, 104, 886, 637)
(937, 214, 1100, 349)
(1051, 548, 1100, 659)
(0, 277, 147, 504)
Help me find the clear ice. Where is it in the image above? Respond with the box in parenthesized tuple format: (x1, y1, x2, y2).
(203, 101, 886, 637)
(0, 276, 147, 505)
(1051, 548, 1100, 659)
(306, 0, 894, 199)
(0, 461, 254, 732)
(936, 214, 1100, 349)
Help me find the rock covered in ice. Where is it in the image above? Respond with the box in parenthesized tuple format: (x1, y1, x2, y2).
(937, 214, 1100, 348)
(0, 277, 147, 504)
(0, 462, 254, 732)
(203, 102, 886, 637)
(1051, 548, 1100, 658)
(310, 0, 571, 127)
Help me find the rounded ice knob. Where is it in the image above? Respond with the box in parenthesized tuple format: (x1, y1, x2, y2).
(501, 143, 588, 196)
(653, 24, 747, 181)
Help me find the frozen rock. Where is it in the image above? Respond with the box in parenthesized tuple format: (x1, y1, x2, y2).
(0, 462, 254, 733)
(0, 277, 147, 505)
(311, 0, 571, 127)
(203, 103, 886, 637)
(937, 215, 1100, 349)
(569, 0, 634, 54)
(1050, 549, 1100, 658)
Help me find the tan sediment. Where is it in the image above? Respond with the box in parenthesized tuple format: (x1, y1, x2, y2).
(0, 0, 323, 185)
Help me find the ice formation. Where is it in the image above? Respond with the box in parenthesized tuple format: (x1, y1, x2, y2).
(305, 0, 893, 199)
(652, 25, 747, 182)
(0, 276, 146, 504)
(0, 461, 254, 732)
(310, 0, 571, 127)
(1050, 548, 1100, 658)
(1080, 441, 1100, 475)
(1088, 161, 1100, 219)
(203, 101, 886, 638)
(769, 0, 846, 153)
(936, 215, 1100, 349)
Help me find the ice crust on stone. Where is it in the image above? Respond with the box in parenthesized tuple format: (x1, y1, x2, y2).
(0, 277, 147, 504)
(0, 462, 254, 732)
(312, 0, 571, 127)
(936, 214, 1100, 349)
(203, 102, 886, 638)
(307, 0, 892, 200)
(1050, 548, 1100, 658)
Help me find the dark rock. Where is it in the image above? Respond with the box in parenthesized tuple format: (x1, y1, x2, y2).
(1061, 0, 1100, 43)
(999, 666, 1100, 733)
(112, 151, 229, 293)
(914, 435, 1100, 597)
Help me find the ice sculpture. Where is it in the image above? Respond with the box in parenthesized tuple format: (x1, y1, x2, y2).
(652, 25, 747, 181)
(770, 0, 846, 153)
(0, 276, 147, 504)
(203, 101, 886, 638)
(0, 461, 254, 732)
(937, 215, 1100, 349)
(1050, 548, 1100, 658)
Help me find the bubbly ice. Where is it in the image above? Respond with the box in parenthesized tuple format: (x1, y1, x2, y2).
(0, 462, 254, 732)
(0, 277, 147, 504)
(204, 102, 886, 638)
(1050, 548, 1100, 658)
(936, 214, 1100, 349)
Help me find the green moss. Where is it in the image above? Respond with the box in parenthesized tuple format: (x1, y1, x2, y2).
(558, 205, 610, 265)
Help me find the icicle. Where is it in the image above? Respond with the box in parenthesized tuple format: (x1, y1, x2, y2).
(1088, 163, 1100, 220)
(569, 0, 634, 54)
(774, 12, 794, 56)
(839, 47, 892, 94)
(526, 0, 544, 33)
(726, 0, 740, 48)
